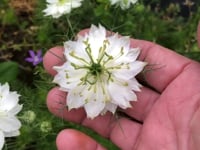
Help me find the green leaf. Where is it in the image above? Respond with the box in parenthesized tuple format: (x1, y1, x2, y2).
(0, 61, 19, 83)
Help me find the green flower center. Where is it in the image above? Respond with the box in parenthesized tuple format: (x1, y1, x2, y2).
(68, 39, 117, 85)
(89, 63, 102, 76)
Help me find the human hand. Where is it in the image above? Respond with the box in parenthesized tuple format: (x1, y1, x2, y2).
(43, 29, 200, 150)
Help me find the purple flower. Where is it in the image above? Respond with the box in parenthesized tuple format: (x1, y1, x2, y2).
(25, 50, 43, 66)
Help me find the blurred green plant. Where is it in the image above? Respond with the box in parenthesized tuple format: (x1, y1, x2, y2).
(0, 61, 19, 83)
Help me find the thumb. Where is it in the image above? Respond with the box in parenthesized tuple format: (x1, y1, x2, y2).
(56, 129, 106, 150)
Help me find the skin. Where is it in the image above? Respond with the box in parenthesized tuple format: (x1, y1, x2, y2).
(43, 27, 200, 150)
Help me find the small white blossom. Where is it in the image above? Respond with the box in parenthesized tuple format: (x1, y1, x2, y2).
(110, 0, 138, 10)
(21, 110, 36, 124)
(53, 24, 147, 119)
(40, 121, 52, 133)
(0, 83, 22, 149)
(43, 0, 83, 18)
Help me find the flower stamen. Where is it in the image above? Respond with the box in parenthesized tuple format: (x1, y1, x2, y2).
(69, 51, 89, 65)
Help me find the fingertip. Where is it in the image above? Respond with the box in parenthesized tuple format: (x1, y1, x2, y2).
(56, 129, 106, 150)
(77, 29, 90, 37)
(46, 87, 85, 123)
(43, 46, 64, 76)
(46, 86, 66, 114)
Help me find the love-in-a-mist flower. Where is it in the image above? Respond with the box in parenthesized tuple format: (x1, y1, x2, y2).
(25, 50, 43, 66)
(0, 83, 22, 149)
(110, 0, 138, 10)
(53, 24, 147, 119)
(43, 0, 83, 18)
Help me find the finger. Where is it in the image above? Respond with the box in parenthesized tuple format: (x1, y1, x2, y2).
(43, 46, 64, 76)
(47, 87, 116, 137)
(83, 118, 141, 150)
(56, 129, 106, 150)
(47, 87, 142, 149)
(77, 29, 89, 36)
(124, 86, 160, 122)
(130, 38, 192, 92)
(46, 87, 86, 123)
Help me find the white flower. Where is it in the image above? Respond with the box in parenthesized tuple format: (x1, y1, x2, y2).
(110, 0, 138, 10)
(53, 24, 147, 119)
(40, 121, 52, 133)
(43, 0, 83, 18)
(0, 83, 22, 149)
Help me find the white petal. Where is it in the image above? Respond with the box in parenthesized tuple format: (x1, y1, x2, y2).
(53, 62, 87, 91)
(58, 6, 67, 14)
(112, 61, 146, 80)
(108, 81, 135, 109)
(107, 35, 129, 58)
(84, 100, 105, 119)
(8, 104, 23, 115)
(88, 26, 106, 61)
(127, 48, 141, 61)
(101, 103, 117, 115)
(0, 131, 5, 150)
(0, 92, 20, 111)
(67, 86, 86, 109)
(79, 82, 108, 119)
(65, 41, 90, 66)
(0, 83, 9, 96)
(130, 61, 147, 77)
(0, 116, 21, 132)
(4, 130, 20, 137)
(47, 0, 58, 3)
(129, 78, 142, 91)
(70, 1, 82, 8)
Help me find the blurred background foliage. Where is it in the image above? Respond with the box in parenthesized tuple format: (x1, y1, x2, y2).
(0, 0, 200, 149)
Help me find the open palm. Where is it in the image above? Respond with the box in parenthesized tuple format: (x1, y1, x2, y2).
(43, 32, 200, 150)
